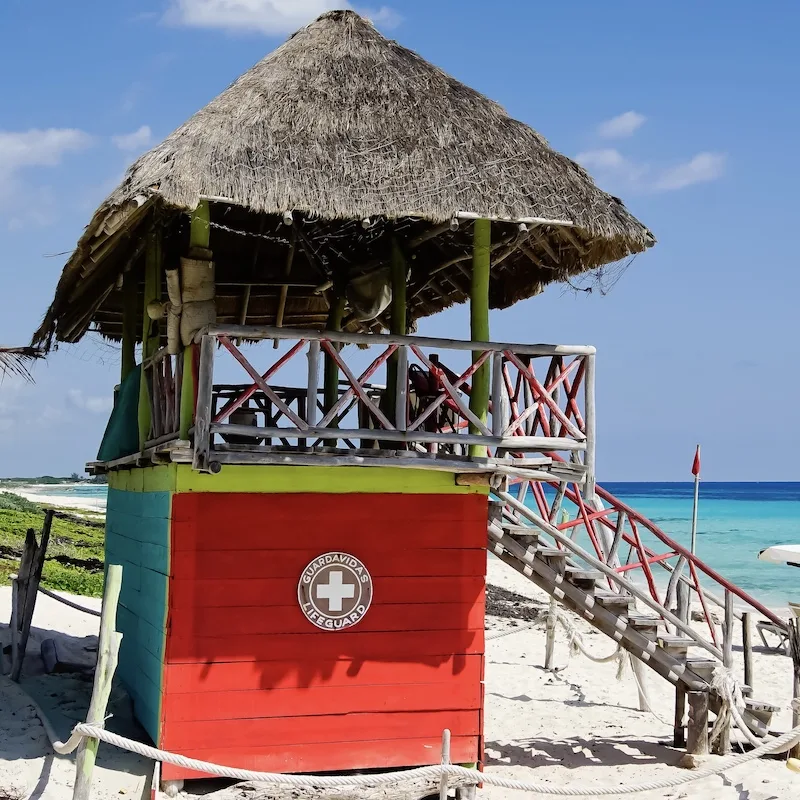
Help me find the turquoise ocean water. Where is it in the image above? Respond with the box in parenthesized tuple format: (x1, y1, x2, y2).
(38, 482, 800, 608)
(582, 483, 799, 609)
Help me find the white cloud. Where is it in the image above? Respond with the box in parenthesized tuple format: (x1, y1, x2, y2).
(577, 148, 726, 193)
(67, 389, 113, 414)
(112, 125, 153, 152)
(0, 128, 92, 173)
(597, 111, 646, 139)
(165, 0, 346, 34)
(576, 148, 649, 186)
(0, 128, 93, 227)
(653, 152, 727, 191)
(164, 0, 400, 34)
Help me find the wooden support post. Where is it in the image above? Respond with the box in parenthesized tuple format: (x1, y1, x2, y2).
(120, 272, 137, 383)
(439, 728, 451, 800)
(544, 596, 557, 671)
(713, 589, 734, 755)
(138, 231, 162, 449)
(491, 351, 504, 437)
(676, 579, 691, 637)
(192, 335, 215, 473)
(395, 345, 408, 431)
(789, 618, 800, 760)
(9, 574, 19, 676)
(468, 219, 491, 458)
(686, 691, 710, 756)
(323, 294, 346, 446)
(382, 238, 408, 443)
(11, 511, 53, 682)
(583, 353, 596, 497)
(72, 564, 123, 800)
(179, 200, 210, 441)
(306, 340, 320, 428)
(631, 655, 650, 713)
(674, 686, 687, 748)
(742, 611, 753, 693)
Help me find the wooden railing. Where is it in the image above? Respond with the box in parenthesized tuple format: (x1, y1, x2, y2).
(143, 347, 183, 446)
(185, 325, 596, 479)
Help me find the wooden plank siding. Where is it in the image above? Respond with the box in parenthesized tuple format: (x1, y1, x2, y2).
(160, 489, 488, 780)
(104, 488, 170, 743)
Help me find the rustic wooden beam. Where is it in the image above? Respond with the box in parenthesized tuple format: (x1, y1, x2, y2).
(137, 230, 162, 450)
(179, 200, 210, 439)
(72, 564, 123, 800)
(120, 271, 138, 382)
(468, 220, 491, 458)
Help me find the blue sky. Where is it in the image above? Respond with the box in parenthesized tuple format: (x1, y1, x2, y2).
(1, 0, 798, 480)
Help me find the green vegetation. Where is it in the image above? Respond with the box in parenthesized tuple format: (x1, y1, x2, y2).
(0, 492, 105, 597)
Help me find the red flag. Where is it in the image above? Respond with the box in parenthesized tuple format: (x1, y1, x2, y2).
(691, 445, 701, 477)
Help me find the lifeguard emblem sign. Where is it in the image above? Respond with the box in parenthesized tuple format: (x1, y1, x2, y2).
(298, 552, 373, 630)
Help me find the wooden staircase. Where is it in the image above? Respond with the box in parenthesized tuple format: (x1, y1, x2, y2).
(487, 517, 781, 750)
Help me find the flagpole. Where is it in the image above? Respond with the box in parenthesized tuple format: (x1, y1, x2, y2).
(690, 444, 701, 556)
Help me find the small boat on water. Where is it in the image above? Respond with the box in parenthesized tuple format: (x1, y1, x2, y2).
(759, 545, 800, 568)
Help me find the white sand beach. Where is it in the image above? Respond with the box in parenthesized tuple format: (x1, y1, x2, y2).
(3, 484, 107, 514)
(1, 563, 798, 800)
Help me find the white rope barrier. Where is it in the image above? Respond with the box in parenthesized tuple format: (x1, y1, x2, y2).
(42, 721, 800, 796)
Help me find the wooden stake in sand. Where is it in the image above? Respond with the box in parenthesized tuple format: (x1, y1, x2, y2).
(72, 564, 123, 800)
(10, 510, 54, 682)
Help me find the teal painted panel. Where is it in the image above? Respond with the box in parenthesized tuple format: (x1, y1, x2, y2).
(119, 583, 166, 630)
(130, 688, 160, 744)
(104, 548, 141, 593)
(138, 615, 165, 661)
(110, 511, 170, 546)
(134, 642, 164, 689)
(107, 488, 171, 519)
(105, 531, 168, 575)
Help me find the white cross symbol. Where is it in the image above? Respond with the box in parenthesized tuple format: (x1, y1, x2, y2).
(316, 570, 356, 612)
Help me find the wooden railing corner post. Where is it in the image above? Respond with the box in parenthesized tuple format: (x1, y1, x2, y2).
(192, 334, 216, 472)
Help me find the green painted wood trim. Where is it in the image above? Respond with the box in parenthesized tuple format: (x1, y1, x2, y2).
(121, 272, 138, 382)
(107, 465, 176, 493)
(174, 464, 489, 495)
(469, 219, 491, 458)
(138, 231, 162, 449)
(190, 199, 210, 250)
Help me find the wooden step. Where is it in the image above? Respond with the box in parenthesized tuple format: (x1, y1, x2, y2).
(627, 614, 662, 640)
(537, 547, 568, 575)
(745, 696, 780, 727)
(564, 566, 602, 592)
(685, 657, 718, 682)
(657, 634, 697, 659)
(594, 589, 634, 613)
(503, 525, 539, 547)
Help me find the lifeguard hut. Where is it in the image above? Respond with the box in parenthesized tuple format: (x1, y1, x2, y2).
(33, 10, 653, 793)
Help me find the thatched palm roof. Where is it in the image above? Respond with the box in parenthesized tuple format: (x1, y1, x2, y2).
(0, 346, 42, 382)
(34, 9, 653, 349)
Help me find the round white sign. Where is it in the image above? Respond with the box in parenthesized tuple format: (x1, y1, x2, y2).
(297, 552, 373, 631)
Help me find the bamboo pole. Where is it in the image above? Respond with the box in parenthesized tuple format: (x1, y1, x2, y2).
(690, 445, 701, 556)
(138, 232, 162, 449)
(72, 564, 123, 800)
(468, 219, 491, 458)
(179, 200, 210, 440)
(120, 272, 137, 382)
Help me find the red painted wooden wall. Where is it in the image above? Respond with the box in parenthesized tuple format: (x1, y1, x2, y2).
(161, 492, 487, 779)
